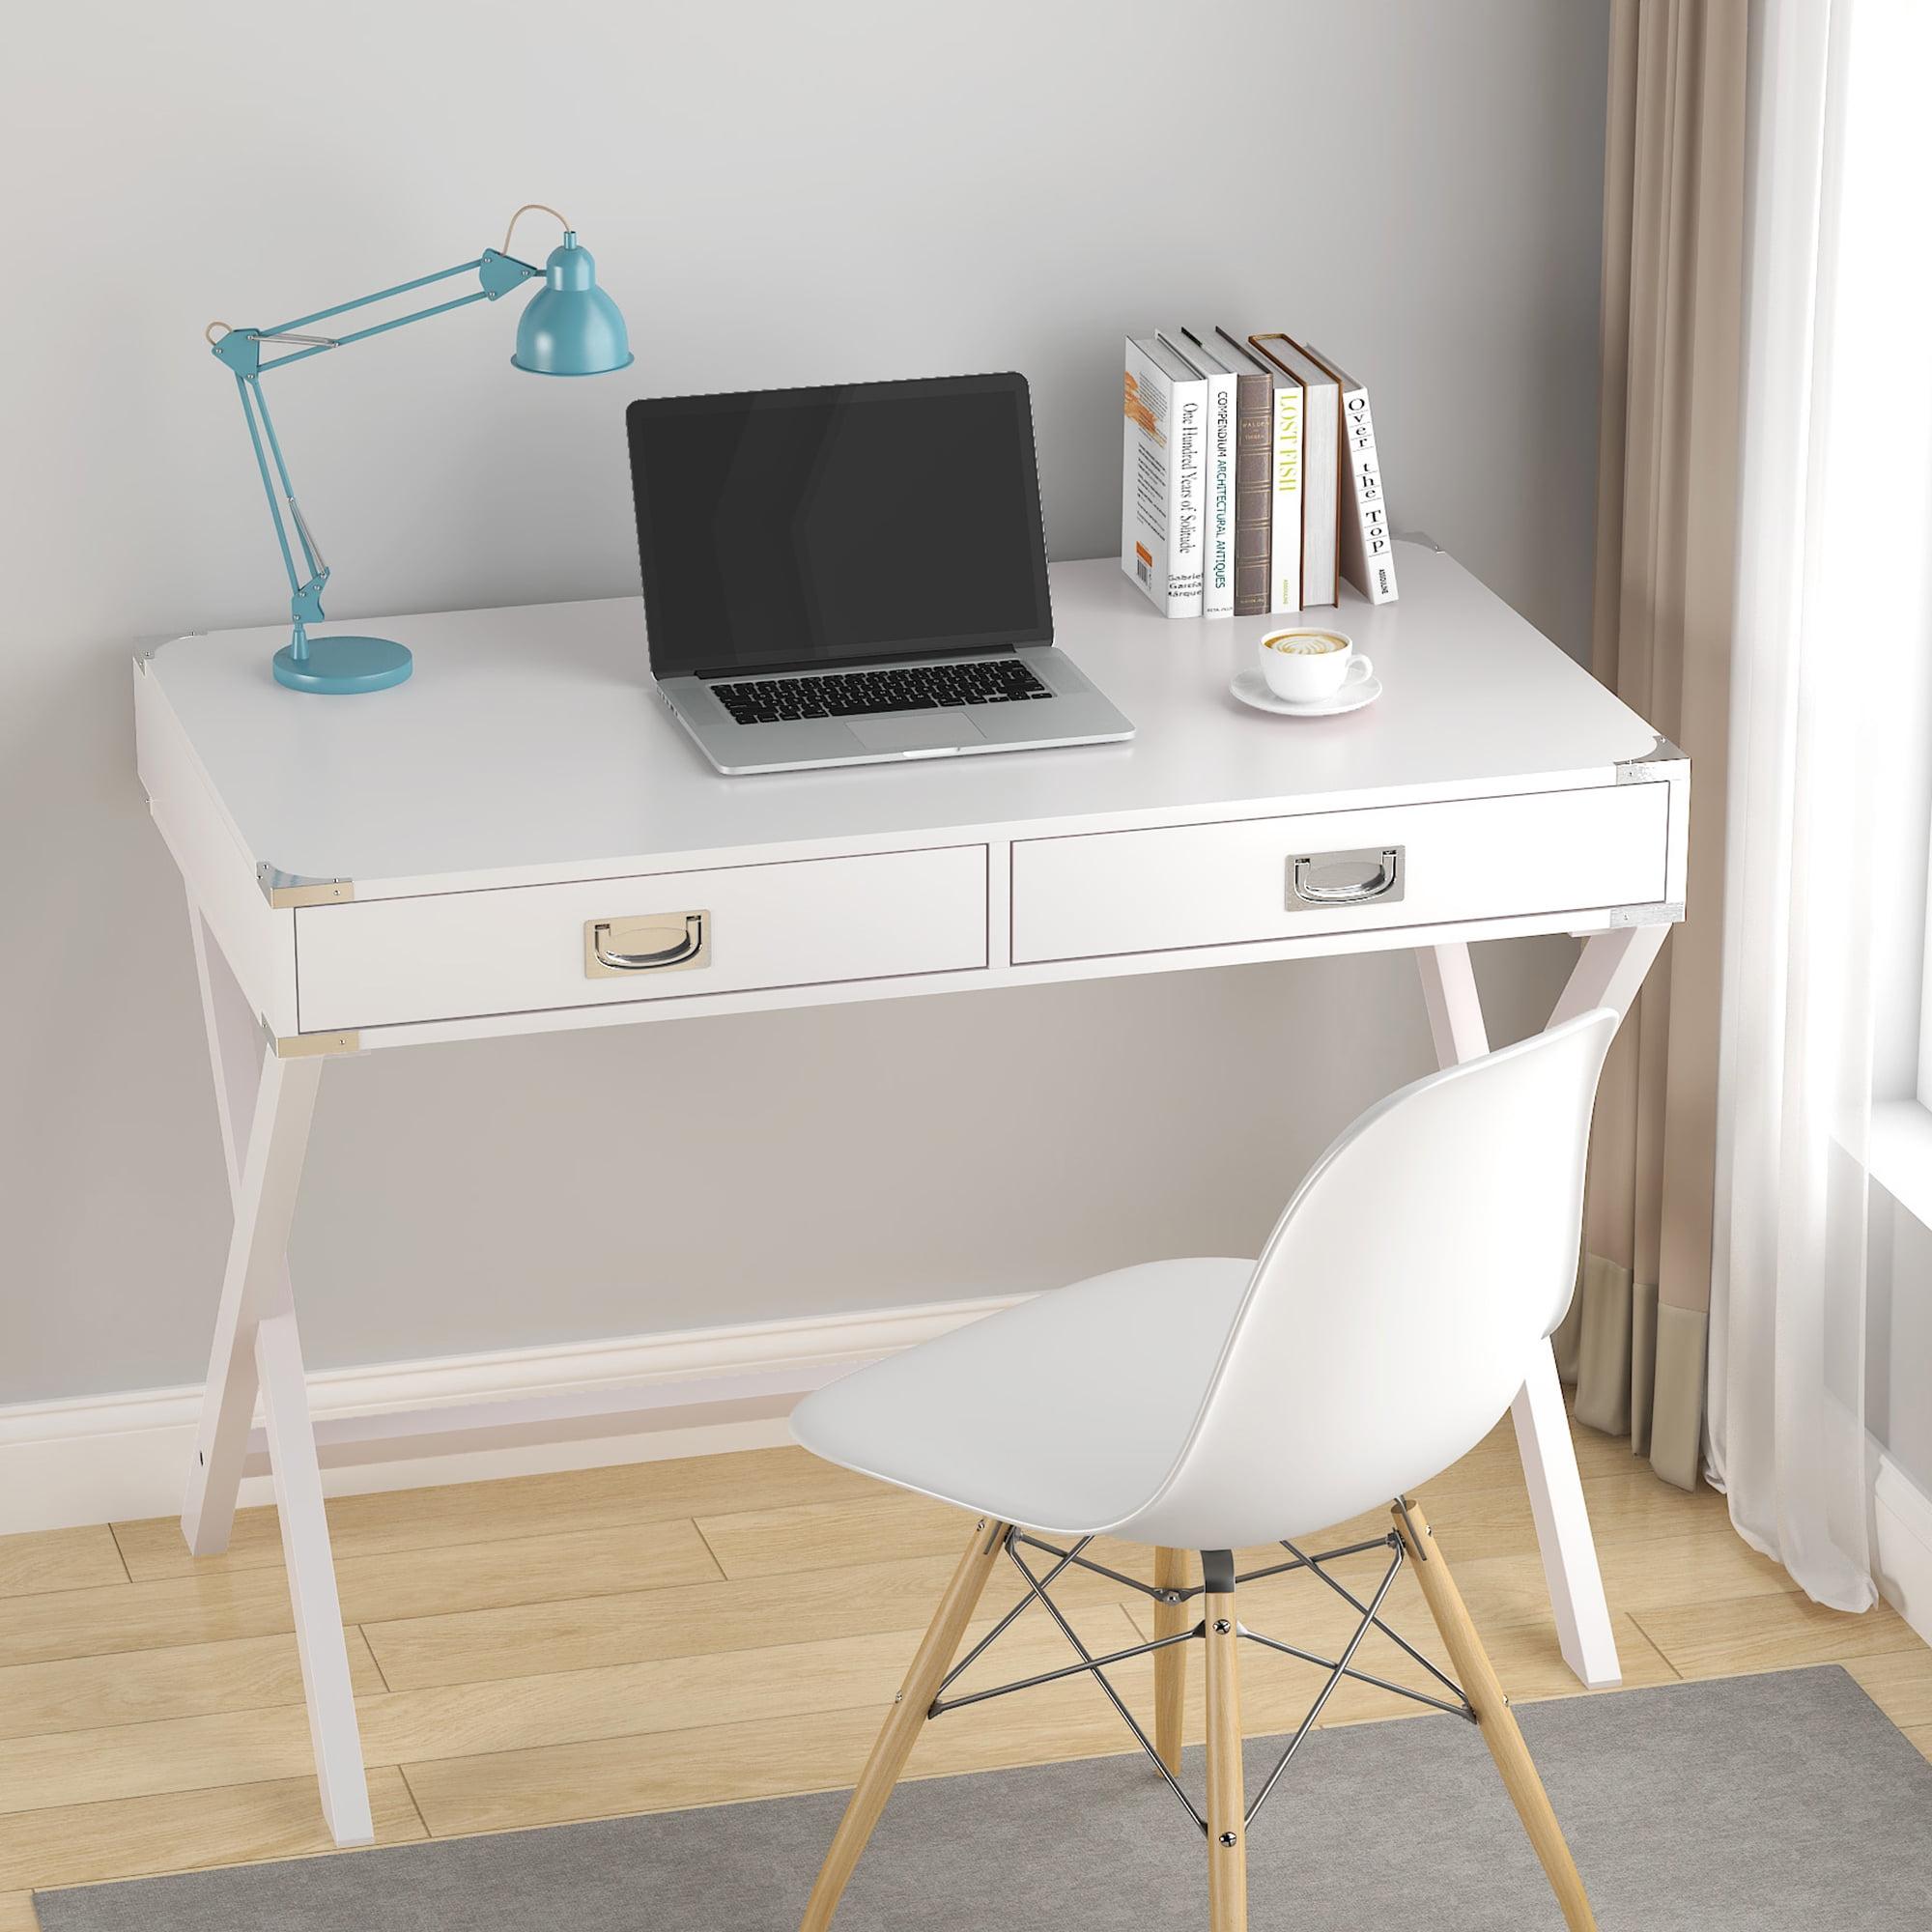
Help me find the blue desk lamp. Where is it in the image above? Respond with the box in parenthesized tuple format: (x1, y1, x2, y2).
(206, 205, 633, 694)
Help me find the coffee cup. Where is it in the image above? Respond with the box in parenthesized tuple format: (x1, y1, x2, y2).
(1260, 628, 1372, 704)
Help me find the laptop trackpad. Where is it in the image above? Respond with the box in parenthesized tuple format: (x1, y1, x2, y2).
(848, 710, 986, 753)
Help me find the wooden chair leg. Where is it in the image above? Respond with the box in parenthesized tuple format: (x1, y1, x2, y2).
(800, 1517, 1010, 1932)
(1392, 1499, 1598, 1932)
(1152, 1546, 1190, 1776)
(1202, 1560, 1248, 1932)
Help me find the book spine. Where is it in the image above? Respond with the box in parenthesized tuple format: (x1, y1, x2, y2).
(1165, 376, 1207, 617)
(1268, 380, 1303, 614)
(1200, 368, 1236, 617)
(1300, 383, 1339, 609)
(1121, 341, 1172, 612)
(1232, 370, 1272, 616)
(1338, 385, 1398, 604)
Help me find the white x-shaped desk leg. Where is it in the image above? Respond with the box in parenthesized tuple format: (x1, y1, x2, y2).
(1416, 923, 1670, 1690)
(179, 904, 374, 1846)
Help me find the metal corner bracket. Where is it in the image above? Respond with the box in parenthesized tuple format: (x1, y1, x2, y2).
(258, 863, 355, 908)
(1614, 733, 1688, 782)
(259, 1016, 361, 1059)
(133, 631, 203, 670)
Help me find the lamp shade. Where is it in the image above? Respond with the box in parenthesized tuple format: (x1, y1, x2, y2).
(512, 234, 633, 376)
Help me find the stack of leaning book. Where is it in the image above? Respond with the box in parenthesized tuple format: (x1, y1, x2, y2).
(1122, 327, 1398, 619)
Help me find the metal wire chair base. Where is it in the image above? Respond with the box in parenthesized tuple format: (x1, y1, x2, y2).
(924, 1518, 1474, 1836)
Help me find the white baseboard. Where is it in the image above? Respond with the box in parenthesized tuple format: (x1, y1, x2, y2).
(0, 1294, 1023, 1536)
(1874, 1453, 1932, 1646)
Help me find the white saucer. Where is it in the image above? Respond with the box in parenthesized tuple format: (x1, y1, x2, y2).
(1231, 667, 1383, 718)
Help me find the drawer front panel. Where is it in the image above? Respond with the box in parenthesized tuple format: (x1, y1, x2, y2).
(298, 845, 988, 1030)
(1011, 786, 1669, 964)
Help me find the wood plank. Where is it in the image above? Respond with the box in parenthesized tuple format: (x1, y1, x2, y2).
(366, 1605, 1146, 1772)
(1070, 1468, 1728, 1601)
(1341, 1467, 1735, 1565)
(0, 1629, 385, 1742)
(1845, 1644, 1932, 1731)
(1631, 1591, 1927, 1680)
(0, 1706, 320, 1818)
(364, 1547, 1140, 1690)
(1427, 1411, 1649, 1490)
(402, 1654, 1171, 1838)
(693, 1431, 1671, 1588)
(0, 1520, 720, 1670)
(111, 1446, 875, 1582)
(0, 1528, 125, 1601)
(1902, 1723, 1932, 1764)
(0, 1894, 36, 1932)
(0, 1607, 1142, 1816)
(0, 1766, 424, 1894)
(349, 1625, 386, 1691)
(676, 1420, 1529, 1587)
(397, 1613, 1673, 1844)
(1332, 1612, 1679, 1725)
(696, 1491, 974, 1579)
(1545, 1420, 1659, 1485)
(5, 1403, 1914, 1886)
(1406, 1520, 1801, 1628)
(0, 1572, 296, 1672)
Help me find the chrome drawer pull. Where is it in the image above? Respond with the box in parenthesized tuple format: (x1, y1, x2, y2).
(594, 915, 704, 969)
(584, 911, 709, 978)
(1288, 846, 1405, 909)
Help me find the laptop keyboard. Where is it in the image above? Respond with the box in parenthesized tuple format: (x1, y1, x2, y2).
(713, 657, 1051, 724)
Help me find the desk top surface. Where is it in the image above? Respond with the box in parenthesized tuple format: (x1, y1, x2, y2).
(142, 545, 1673, 895)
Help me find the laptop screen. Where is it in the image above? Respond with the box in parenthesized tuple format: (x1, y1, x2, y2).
(628, 373, 1053, 679)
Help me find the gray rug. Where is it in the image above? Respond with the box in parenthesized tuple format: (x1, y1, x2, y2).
(35, 1667, 1932, 1929)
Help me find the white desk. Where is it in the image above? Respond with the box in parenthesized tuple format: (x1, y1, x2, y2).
(134, 542, 1687, 1845)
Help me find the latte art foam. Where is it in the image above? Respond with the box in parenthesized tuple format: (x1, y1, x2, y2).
(1266, 632, 1349, 655)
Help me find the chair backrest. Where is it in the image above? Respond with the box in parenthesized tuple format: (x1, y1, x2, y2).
(1117, 1008, 1619, 1552)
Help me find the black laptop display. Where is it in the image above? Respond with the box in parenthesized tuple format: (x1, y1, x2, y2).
(626, 373, 1130, 774)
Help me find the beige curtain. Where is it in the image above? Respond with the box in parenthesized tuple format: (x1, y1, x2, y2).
(1552, 0, 1747, 1490)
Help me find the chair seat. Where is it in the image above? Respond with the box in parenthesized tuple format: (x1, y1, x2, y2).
(791, 1259, 1254, 1538)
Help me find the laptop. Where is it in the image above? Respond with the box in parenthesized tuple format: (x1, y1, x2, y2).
(627, 373, 1134, 774)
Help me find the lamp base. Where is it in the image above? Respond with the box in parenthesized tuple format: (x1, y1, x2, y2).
(273, 636, 413, 694)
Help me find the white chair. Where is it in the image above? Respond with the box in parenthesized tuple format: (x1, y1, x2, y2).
(791, 1007, 1620, 1932)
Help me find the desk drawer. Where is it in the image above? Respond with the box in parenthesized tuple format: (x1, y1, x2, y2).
(297, 845, 988, 1031)
(1010, 785, 1669, 964)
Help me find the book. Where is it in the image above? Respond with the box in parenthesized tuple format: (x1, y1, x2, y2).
(1192, 330, 1274, 615)
(1220, 327, 1301, 612)
(1301, 342, 1398, 604)
(1122, 336, 1208, 617)
(1159, 330, 1236, 618)
(1247, 333, 1340, 608)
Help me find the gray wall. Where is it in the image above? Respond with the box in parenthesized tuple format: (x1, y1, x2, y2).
(0, 1, 1609, 1404)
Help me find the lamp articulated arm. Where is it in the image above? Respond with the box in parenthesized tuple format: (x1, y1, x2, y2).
(206, 242, 548, 663)
(204, 206, 631, 693)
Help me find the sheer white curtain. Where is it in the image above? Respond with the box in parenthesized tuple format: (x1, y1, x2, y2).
(1708, 0, 1932, 1609)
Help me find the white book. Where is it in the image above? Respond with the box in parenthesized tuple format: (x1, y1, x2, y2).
(1303, 343, 1398, 604)
(1219, 327, 1301, 613)
(1248, 334, 1339, 608)
(1121, 336, 1207, 617)
(1159, 330, 1237, 617)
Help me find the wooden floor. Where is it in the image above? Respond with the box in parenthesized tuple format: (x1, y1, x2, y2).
(2, 1409, 1928, 1926)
